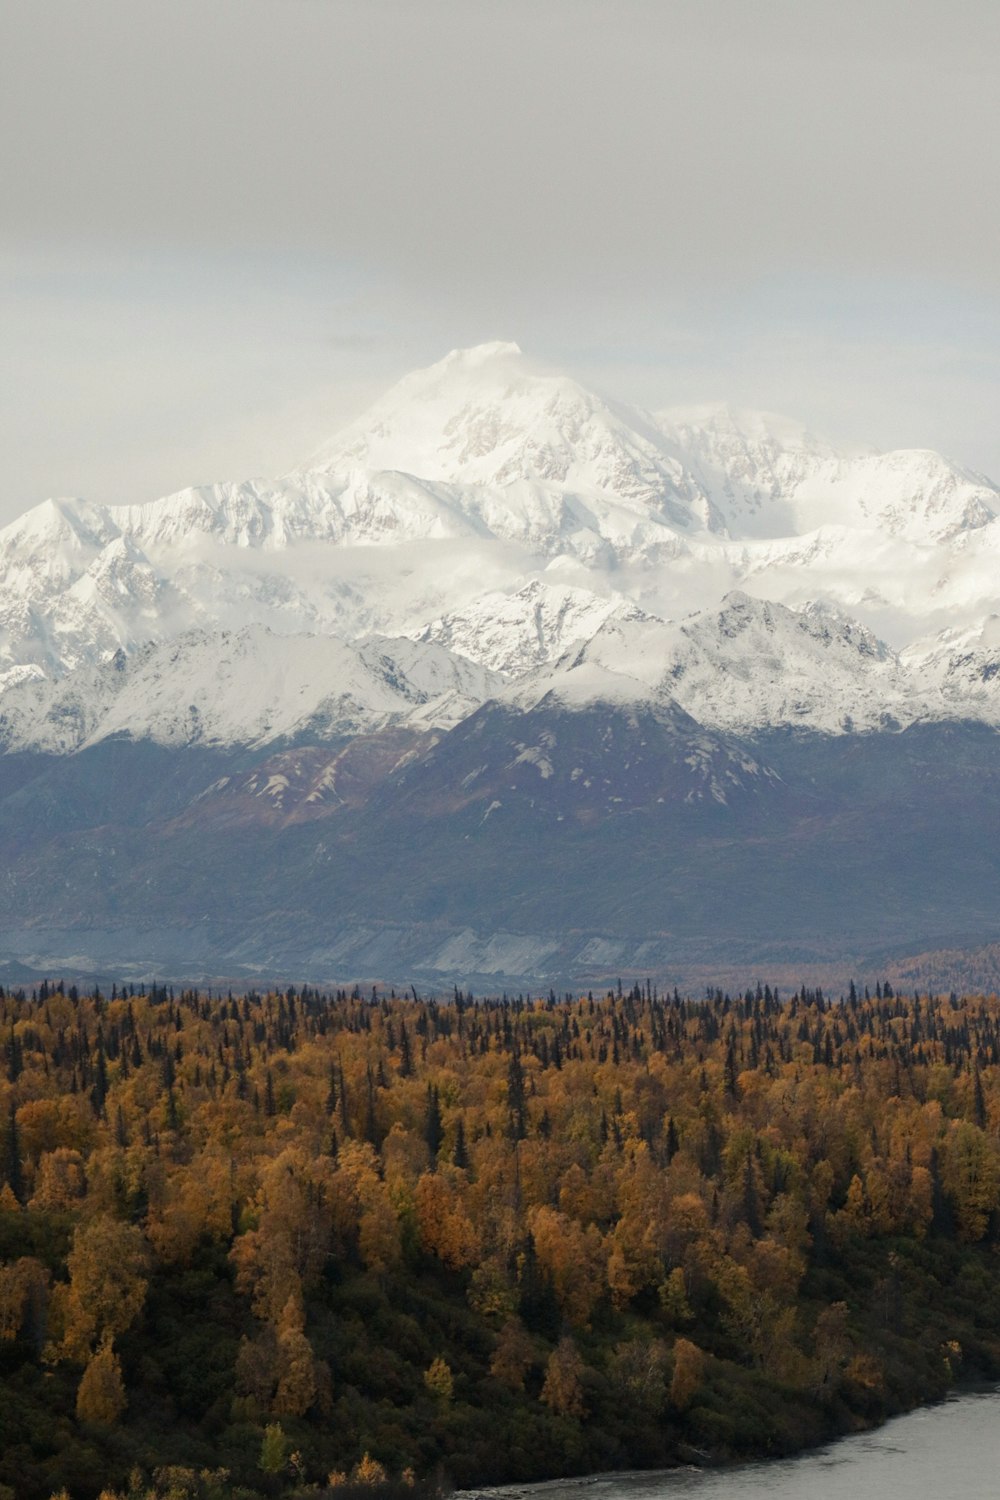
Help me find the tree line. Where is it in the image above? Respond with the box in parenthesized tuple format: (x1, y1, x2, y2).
(2, 977, 1000, 1498)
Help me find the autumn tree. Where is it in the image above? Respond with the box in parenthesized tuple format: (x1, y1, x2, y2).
(76, 1338, 127, 1425)
(489, 1317, 534, 1391)
(668, 1337, 705, 1410)
(541, 1337, 587, 1418)
(273, 1290, 320, 1418)
(60, 1216, 148, 1363)
(424, 1355, 454, 1406)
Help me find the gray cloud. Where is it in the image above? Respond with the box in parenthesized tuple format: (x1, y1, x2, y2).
(6, 0, 1000, 293)
(2, 0, 1000, 517)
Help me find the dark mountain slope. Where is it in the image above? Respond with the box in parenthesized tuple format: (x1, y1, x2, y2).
(2, 717, 1000, 985)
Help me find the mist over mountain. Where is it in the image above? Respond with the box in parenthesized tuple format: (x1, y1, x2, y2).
(4, 344, 1000, 987)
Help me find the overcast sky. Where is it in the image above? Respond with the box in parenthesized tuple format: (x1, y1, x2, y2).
(3, 0, 1000, 522)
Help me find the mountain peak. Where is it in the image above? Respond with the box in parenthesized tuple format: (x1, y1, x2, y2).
(301, 343, 712, 534)
(439, 340, 523, 367)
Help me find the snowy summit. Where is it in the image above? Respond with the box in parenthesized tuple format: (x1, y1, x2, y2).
(3, 342, 1000, 751)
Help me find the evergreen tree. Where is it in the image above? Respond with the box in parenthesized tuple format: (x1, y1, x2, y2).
(424, 1084, 443, 1164)
(3, 1101, 24, 1203)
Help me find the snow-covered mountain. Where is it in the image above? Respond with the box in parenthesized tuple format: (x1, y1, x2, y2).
(308, 341, 716, 528)
(410, 580, 651, 676)
(657, 403, 998, 544)
(0, 628, 501, 753)
(507, 593, 933, 736)
(5, 341, 1000, 752)
(903, 616, 1000, 727)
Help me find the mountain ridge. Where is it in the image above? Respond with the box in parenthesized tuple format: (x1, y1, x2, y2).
(5, 344, 1000, 983)
(6, 341, 1000, 736)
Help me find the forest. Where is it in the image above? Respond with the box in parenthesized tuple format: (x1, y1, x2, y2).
(2, 977, 1000, 1500)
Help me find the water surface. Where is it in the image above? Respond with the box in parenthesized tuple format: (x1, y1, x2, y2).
(470, 1388, 1000, 1500)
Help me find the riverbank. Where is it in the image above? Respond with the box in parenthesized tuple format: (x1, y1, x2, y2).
(454, 1386, 1000, 1500)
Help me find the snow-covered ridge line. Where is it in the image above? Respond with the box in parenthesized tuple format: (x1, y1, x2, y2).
(502, 593, 951, 736)
(0, 627, 503, 754)
(3, 341, 1000, 748)
(6, 591, 1000, 753)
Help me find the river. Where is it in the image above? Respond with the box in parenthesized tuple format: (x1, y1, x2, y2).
(465, 1388, 1000, 1500)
